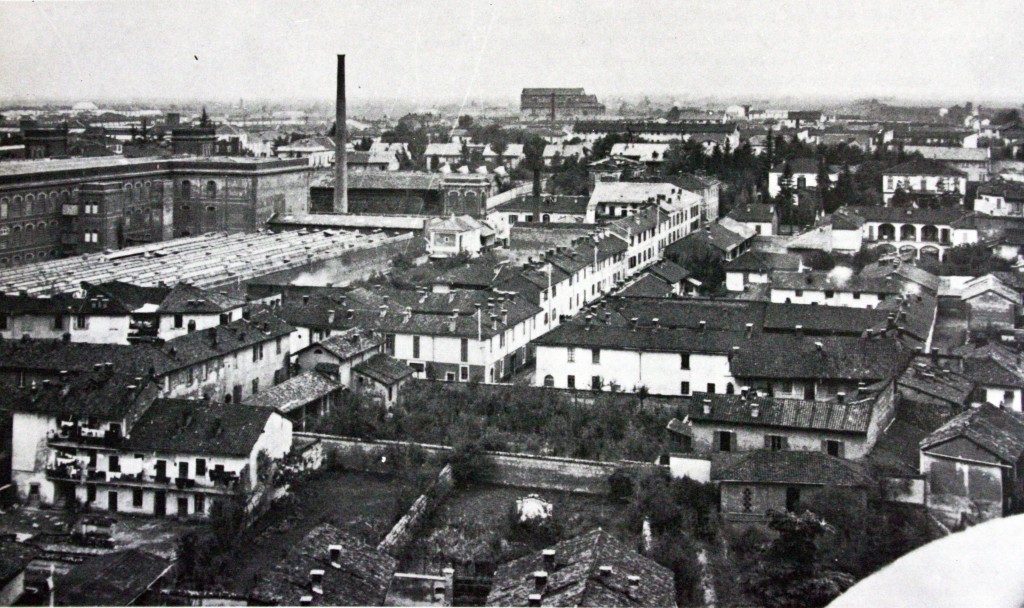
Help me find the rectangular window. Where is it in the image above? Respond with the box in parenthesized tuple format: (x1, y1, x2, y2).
(592, 348, 601, 364)
(108, 455, 120, 473)
(824, 290, 834, 298)
(460, 338, 468, 362)
(567, 375, 576, 388)
(567, 347, 575, 362)
(766, 435, 787, 451)
(87, 484, 96, 503)
(385, 334, 395, 354)
(53, 315, 63, 330)
(174, 314, 183, 328)
(823, 439, 844, 458)
(276, 337, 282, 355)
(795, 289, 803, 297)
(680, 353, 690, 369)
(252, 378, 259, 395)
(680, 381, 690, 395)
(707, 383, 716, 394)
(459, 365, 469, 381)
(852, 292, 861, 299)
(75, 315, 88, 330)
(591, 376, 601, 390)
(194, 494, 205, 514)
(196, 458, 207, 476)
(133, 488, 143, 508)
(413, 336, 420, 359)
(717, 431, 733, 452)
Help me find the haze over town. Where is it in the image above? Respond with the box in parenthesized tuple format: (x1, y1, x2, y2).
(0, 1, 1022, 607)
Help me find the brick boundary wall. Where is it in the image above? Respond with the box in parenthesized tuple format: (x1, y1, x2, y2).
(294, 432, 663, 495)
(378, 464, 454, 556)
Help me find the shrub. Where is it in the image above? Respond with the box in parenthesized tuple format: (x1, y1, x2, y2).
(449, 441, 493, 488)
(608, 468, 635, 502)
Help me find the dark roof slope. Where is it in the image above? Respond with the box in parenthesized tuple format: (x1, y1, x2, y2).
(252, 523, 397, 607)
(724, 251, 802, 273)
(962, 357, 1024, 388)
(771, 270, 903, 294)
(486, 528, 677, 608)
(882, 158, 967, 177)
(156, 282, 245, 313)
(56, 549, 172, 606)
(0, 541, 38, 587)
(243, 371, 342, 414)
(493, 194, 590, 215)
(353, 353, 414, 385)
(712, 450, 872, 486)
(9, 371, 154, 420)
(124, 399, 274, 457)
(731, 334, 910, 381)
(727, 203, 776, 223)
(921, 403, 1024, 463)
(689, 391, 875, 434)
(307, 328, 382, 361)
(762, 303, 888, 335)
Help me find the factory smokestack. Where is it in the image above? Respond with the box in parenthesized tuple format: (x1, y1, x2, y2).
(334, 54, 348, 213)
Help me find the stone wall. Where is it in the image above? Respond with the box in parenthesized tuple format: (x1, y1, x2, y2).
(378, 464, 454, 556)
(294, 432, 662, 495)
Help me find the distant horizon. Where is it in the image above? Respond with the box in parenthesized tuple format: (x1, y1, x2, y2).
(1, 0, 1021, 110)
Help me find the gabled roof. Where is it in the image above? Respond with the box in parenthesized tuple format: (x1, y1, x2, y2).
(426, 214, 486, 232)
(124, 399, 275, 457)
(712, 450, 872, 486)
(243, 371, 342, 413)
(727, 204, 776, 224)
(859, 261, 941, 293)
(493, 194, 590, 215)
(882, 158, 967, 177)
(840, 205, 974, 226)
(486, 528, 677, 608)
(771, 270, 903, 294)
(56, 549, 172, 606)
(618, 273, 674, 298)
(252, 523, 397, 607)
(762, 302, 887, 335)
(897, 357, 975, 406)
(303, 328, 382, 361)
(353, 353, 414, 385)
(962, 357, 1024, 389)
(156, 282, 245, 314)
(978, 179, 1024, 201)
(647, 259, 689, 284)
(731, 334, 910, 382)
(8, 370, 154, 420)
(313, 171, 442, 191)
(724, 251, 802, 273)
(921, 403, 1024, 463)
(690, 391, 875, 434)
(770, 157, 836, 174)
(961, 274, 1021, 303)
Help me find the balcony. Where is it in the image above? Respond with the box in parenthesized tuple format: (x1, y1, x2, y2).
(48, 428, 123, 449)
(46, 463, 83, 482)
(175, 477, 197, 489)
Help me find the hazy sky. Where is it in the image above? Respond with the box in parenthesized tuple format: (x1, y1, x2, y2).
(1, 0, 1021, 105)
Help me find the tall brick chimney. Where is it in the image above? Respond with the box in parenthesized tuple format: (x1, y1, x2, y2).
(334, 54, 348, 213)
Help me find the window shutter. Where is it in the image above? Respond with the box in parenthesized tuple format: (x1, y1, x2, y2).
(782, 436, 789, 450)
(837, 442, 845, 458)
(820, 439, 828, 453)
(763, 435, 772, 449)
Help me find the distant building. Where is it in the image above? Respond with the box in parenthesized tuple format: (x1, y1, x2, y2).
(727, 203, 778, 236)
(975, 180, 1024, 216)
(608, 143, 671, 165)
(425, 215, 497, 258)
(276, 136, 336, 168)
(882, 159, 968, 205)
(520, 88, 605, 120)
(55, 549, 173, 606)
(768, 158, 839, 198)
(905, 146, 991, 182)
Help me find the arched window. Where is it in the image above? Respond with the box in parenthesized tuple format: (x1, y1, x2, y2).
(726, 383, 735, 395)
(543, 374, 554, 387)
(187, 320, 196, 333)
(542, 214, 551, 223)
(796, 176, 807, 189)
(206, 181, 217, 198)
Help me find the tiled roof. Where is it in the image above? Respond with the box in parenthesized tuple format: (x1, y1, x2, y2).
(689, 391, 875, 434)
(730, 334, 910, 382)
(8, 370, 154, 420)
(770, 158, 833, 174)
(486, 528, 677, 608)
(727, 204, 776, 223)
(859, 262, 940, 293)
(921, 403, 1024, 463)
(648, 260, 689, 284)
(533, 321, 748, 354)
(313, 171, 443, 191)
(840, 205, 973, 226)
(426, 214, 486, 232)
(352, 353, 414, 385)
(770, 270, 903, 294)
(493, 194, 590, 215)
(962, 357, 1024, 388)
(0, 541, 38, 588)
(124, 399, 274, 457)
(906, 146, 990, 163)
(252, 523, 397, 607)
(617, 274, 674, 298)
(56, 549, 172, 606)
(156, 282, 245, 314)
(961, 274, 1021, 303)
(309, 328, 383, 361)
(897, 357, 974, 406)
(762, 303, 888, 335)
(724, 251, 802, 273)
(243, 371, 342, 414)
(882, 159, 967, 177)
(712, 450, 872, 486)
(978, 179, 1024, 200)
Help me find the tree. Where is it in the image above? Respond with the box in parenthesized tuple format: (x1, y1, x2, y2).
(354, 136, 373, 151)
(889, 187, 913, 208)
(449, 440, 493, 488)
(816, 157, 833, 211)
(458, 114, 474, 129)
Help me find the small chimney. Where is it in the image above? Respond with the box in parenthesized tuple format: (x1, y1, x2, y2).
(837, 391, 846, 403)
(814, 341, 823, 351)
(628, 575, 640, 591)
(703, 398, 711, 415)
(450, 309, 459, 332)
(534, 571, 548, 590)
(328, 310, 336, 324)
(795, 324, 803, 336)
(379, 305, 388, 319)
(303, 294, 310, 305)
(542, 549, 556, 570)
(528, 594, 542, 607)
(310, 569, 325, 595)
(299, 597, 313, 606)
(328, 544, 342, 568)
(745, 322, 753, 338)
(699, 320, 706, 332)
(599, 565, 613, 578)
(502, 307, 509, 325)
(652, 317, 660, 328)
